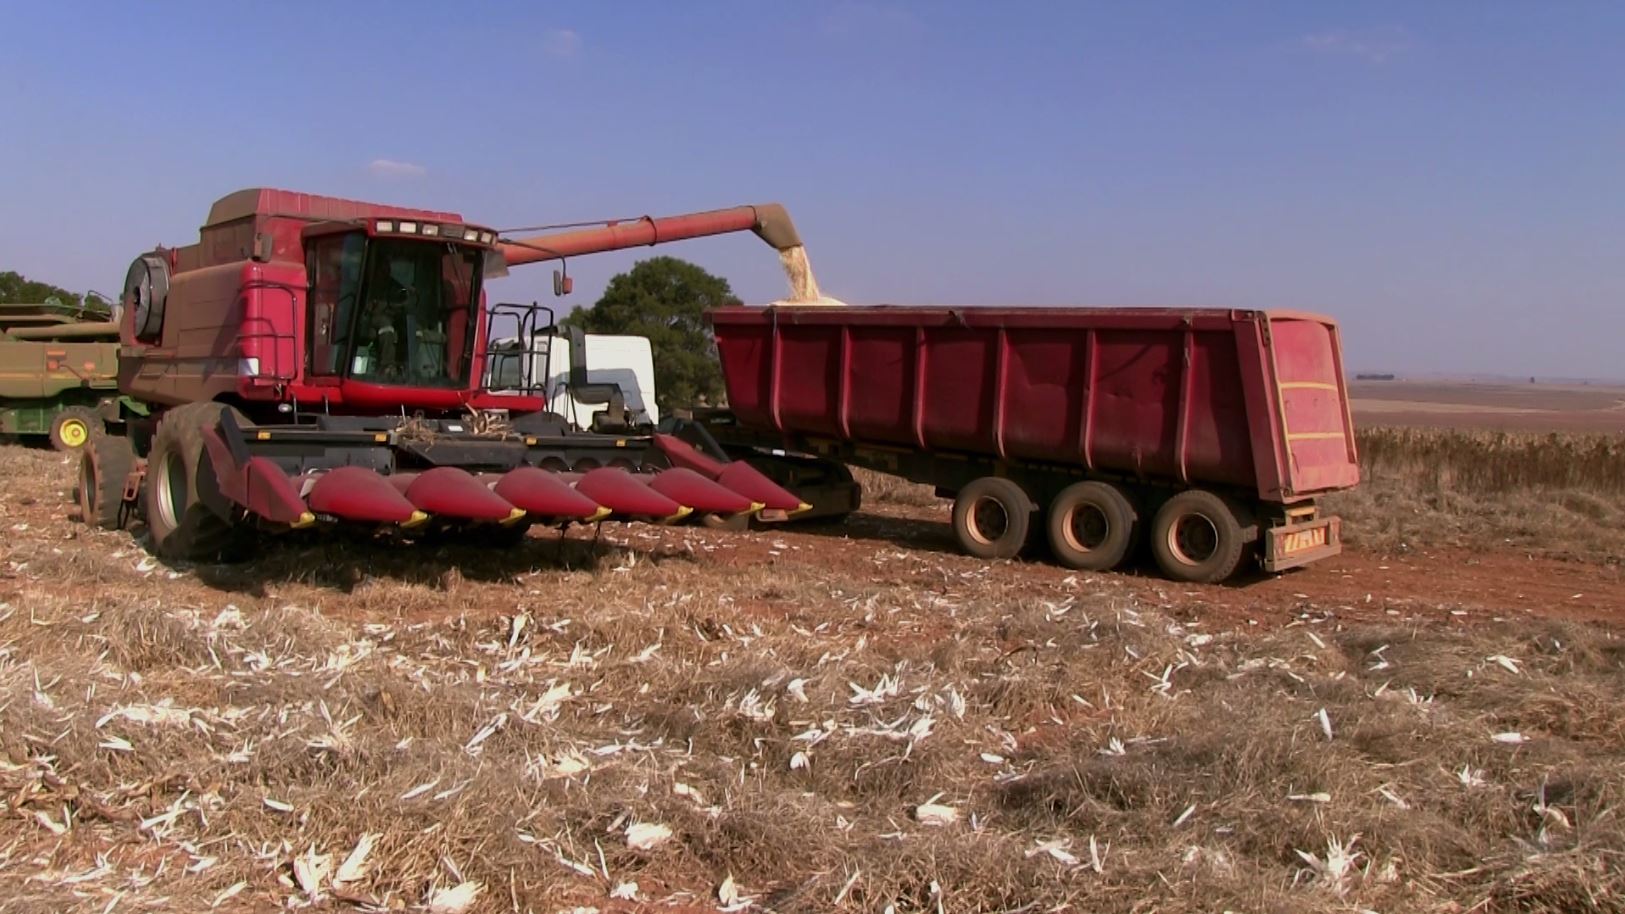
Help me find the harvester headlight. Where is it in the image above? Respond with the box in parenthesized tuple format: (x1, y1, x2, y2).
(463, 228, 480, 242)
(480, 231, 495, 244)
(375, 220, 395, 233)
(239, 356, 261, 376)
(422, 224, 440, 237)
(398, 221, 418, 234)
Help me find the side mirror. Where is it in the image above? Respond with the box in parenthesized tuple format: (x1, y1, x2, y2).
(553, 269, 573, 297)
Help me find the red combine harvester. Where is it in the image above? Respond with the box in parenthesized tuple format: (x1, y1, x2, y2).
(80, 189, 810, 560)
(695, 305, 1359, 583)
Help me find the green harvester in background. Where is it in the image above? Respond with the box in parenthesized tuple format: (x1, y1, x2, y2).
(0, 298, 137, 451)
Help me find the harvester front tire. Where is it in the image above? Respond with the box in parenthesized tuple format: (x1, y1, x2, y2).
(952, 477, 1033, 560)
(1150, 489, 1245, 584)
(50, 406, 101, 452)
(144, 403, 253, 563)
(79, 433, 134, 530)
(1047, 481, 1137, 572)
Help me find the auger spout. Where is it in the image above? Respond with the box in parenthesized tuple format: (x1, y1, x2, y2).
(498, 203, 828, 303)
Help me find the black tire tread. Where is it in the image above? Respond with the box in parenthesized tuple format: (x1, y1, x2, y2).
(1149, 489, 1246, 584)
(143, 402, 254, 562)
(1046, 480, 1137, 572)
(951, 476, 1033, 560)
(50, 405, 102, 452)
(79, 433, 134, 530)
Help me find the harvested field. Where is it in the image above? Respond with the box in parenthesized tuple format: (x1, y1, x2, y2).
(1, 444, 1623, 913)
(1350, 381, 1625, 433)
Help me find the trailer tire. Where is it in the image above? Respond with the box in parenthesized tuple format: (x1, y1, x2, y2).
(144, 402, 253, 562)
(1046, 481, 1137, 571)
(1150, 489, 1245, 584)
(50, 406, 101, 452)
(79, 433, 134, 530)
(952, 477, 1033, 560)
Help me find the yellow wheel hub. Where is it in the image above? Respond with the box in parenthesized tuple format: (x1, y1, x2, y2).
(59, 419, 89, 449)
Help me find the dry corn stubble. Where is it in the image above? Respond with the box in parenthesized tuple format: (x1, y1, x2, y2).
(1, 438, 1623, 912)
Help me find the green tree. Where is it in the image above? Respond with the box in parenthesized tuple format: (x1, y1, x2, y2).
(0, 271, 111, 315)
(562, 256, 735, 411)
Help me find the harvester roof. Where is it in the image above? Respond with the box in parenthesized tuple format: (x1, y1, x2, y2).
(205, 188, 463, 229)
(186, 188, 474, 270)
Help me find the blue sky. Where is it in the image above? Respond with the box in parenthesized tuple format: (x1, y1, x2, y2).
(2, 2, 1621, 378)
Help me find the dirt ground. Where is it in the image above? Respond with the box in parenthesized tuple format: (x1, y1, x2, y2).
(2, 443, 1623, 913)
(1350, 380, 1625, 432)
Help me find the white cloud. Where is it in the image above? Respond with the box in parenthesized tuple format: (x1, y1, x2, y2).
(366, 159, 428, 179)
(1301, 27, 1413, 64)
(543, 28, 582, 59)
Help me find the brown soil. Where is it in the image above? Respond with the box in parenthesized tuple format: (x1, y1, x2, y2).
(699, 504, 1625, 632)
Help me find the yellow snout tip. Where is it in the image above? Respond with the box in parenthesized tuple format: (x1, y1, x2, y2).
(402, 510, 430, 530)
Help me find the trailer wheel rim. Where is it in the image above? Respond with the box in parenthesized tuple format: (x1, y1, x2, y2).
(967, 496, 1010, 545)
(58, 418, 90, 449)
(154, 450, 188, 532)
(1062, 503, 1111, 553)
(1167, 513, 1219, 566)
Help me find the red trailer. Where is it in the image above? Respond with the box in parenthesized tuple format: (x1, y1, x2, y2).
(703, 305, 1359, 582)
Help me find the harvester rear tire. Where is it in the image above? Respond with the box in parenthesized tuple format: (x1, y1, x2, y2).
(1150, 489, 1245, 584)
(1046, 481, 1137, 572)
(50, 406, 101, 452)
(952, 477, 1033, 560)
(78, 433, 135, 530)
(143, 402, 254, 563)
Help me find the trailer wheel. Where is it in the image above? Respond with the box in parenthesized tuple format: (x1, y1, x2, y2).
(78, 433, 135, 530)
(144, 402, 253, 562)
(952, 477, 1033, 560)
(50, 406, 101, 452)
(1046, 481, 1137, 571)
(1150, 489, 1245, 584)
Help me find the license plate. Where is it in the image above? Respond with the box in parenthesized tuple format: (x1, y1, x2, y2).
(1278, 524, 1329, 557)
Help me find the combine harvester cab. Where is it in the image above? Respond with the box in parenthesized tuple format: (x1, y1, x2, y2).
(79, 189, 808, 560)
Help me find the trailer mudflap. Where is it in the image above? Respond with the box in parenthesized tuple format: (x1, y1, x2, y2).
(1262, 516, 1341, 573)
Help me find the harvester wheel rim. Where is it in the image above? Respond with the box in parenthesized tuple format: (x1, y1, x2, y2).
(77, 452, 97, 518)
(153, 449, 189, 533)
